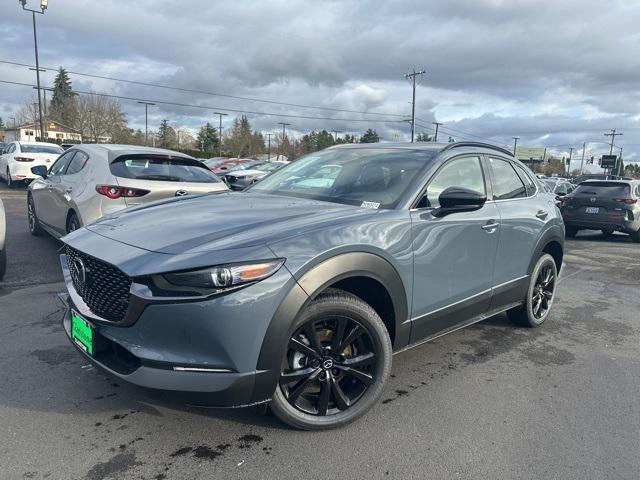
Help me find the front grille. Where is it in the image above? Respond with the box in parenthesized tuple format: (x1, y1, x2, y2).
(65, 245, 132, 322)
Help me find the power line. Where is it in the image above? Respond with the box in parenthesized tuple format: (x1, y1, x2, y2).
(0, 79, 407, 126)
(0, 59, 406, 119)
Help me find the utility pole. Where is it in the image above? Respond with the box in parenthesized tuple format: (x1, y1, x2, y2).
(278, 122, 291, 159)
(137, 101, 155, 146)
(579, 142, 586, 175)
(266, 133, 273, 161)
(604, 129, 623, 155)
(432, 122, 443, 142)
(567, 147, 574, 176)
(404, 69, 426, 143)
(213, 112, 228, 158)
(332, 130, 340, 142)
(20, 0, 48, 142)
(512, 137, 519, 156)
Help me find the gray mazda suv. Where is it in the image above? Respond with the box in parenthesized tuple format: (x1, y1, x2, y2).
(59, 142, 564, 430)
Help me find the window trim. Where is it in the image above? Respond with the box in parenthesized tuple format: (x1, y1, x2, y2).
(486, 156, 536, 202)
(410, 154, 489, 211)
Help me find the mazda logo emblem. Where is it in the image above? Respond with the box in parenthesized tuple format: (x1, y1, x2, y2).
(71, 257, 88, 287)
(175, 190, 188, 197)
(322, 359, 334, 370)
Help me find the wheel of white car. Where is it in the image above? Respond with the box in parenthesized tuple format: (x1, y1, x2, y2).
(6, 169, 15, 189)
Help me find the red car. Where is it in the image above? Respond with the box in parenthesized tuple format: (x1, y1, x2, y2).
(202, 158, 249, 173)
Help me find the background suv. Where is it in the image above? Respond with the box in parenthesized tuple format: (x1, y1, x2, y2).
(59, 142, 564, 430)
(561, 179, 640, 241)
(27, 144, 228, 237)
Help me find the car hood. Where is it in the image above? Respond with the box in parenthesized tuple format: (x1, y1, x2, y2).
(85, 191, 373, 254)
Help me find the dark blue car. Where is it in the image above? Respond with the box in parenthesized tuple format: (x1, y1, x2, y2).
(60, 142, 564, 430)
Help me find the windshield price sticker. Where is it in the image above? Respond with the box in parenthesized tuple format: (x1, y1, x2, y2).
(361, 201, 380, 209)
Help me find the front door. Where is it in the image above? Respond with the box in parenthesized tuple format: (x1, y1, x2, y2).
(34, 151, 75, 233)
(410, 155, 499, 342)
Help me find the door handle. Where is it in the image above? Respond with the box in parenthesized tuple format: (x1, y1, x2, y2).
(481, 221, 500, 231)
(536, 209, 548, 220)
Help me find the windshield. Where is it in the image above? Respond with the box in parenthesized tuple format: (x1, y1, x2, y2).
(111, 155, 222, 183)
(249, 148, 435, 208)
(21, 144, 64, 154)
(257, 163, 284, 172)
(232, 162, 265, 171)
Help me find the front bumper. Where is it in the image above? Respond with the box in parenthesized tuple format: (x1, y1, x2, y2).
(59, 251, 301, 406)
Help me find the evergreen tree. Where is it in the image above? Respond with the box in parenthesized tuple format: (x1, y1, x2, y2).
(50, 67, 76, 125)
(359, 129, 380, 143)
(196, 122, 219, 152)
(0, 117, 4, 129)
(157, 120, 175, 148)
(416, 132, 433, 142)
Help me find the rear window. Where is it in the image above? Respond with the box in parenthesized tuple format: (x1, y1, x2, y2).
(574, 183, 630, 197)
(110, 155, 222, 183)
(21, 145, 64, 154)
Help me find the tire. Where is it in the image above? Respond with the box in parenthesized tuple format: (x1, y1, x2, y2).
(270, 288, 392, 430)
(507, 253, 558, 328)
(565, 226, 578, 238)
(631, 229, 640, 244)
(7, 169, 15, 189)
(602, 229, 614, 237)
(0, 247, 6, 281)
(66, 212, 81, 234)
(27, 195, 44, 236)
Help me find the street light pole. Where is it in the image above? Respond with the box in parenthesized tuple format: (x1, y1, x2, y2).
(580, 142, 587, 175)
(20, 1, 49, 141)
(278, 122, 291, 159)
(213, 112, 228, 157)
(404, 69, 426, 143)
(512, 137, 520, 156)
(137, 101, 155, 146)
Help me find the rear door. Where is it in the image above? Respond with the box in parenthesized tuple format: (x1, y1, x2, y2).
(486, 157, 549, 306)
(109, 154, 227, 207)
(410, 155, 500, 342)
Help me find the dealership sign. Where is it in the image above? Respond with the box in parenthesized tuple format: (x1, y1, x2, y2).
(600, 155, 617, 168)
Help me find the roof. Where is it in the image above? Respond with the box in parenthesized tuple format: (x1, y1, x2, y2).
(69, 144, 195, 161)
(330, 141, 514, 156)
(19, 141, 64, 147)
(7, 121, 81, 133)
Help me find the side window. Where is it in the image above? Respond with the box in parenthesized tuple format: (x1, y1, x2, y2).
(489, 158, 526, 200)
(49, 151, 75, 176)
(8, 144, 16, 154)
(513, 164, 537, 196)
(66, 151, 89, 175)
(424, 156, 485, 208)
(555, 183, 569, 195)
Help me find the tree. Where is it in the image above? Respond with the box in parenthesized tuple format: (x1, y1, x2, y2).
(335, 134, 358, 144)
(225, 115, 265, 158)
(416, 132, 433, 142)
(196, 122, 219, 152)
(0, 117, 4, 129)
(299, 130, 335, 154)
(542, 156, 566, 177)
(75, 94, 127, 143)
(157, 120, 176, 148)
(359, 129, 380, 143)
(49, 67, 77, 126)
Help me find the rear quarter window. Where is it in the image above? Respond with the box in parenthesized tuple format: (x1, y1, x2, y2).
(110, 155, 222, 183)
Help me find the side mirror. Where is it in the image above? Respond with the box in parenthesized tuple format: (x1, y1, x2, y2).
(432, 187, 487, 217)
(31, 165, 48, 179)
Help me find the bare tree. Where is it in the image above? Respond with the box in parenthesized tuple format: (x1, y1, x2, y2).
(74, 94, 127, 143)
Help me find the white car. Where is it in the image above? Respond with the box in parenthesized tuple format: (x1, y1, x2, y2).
(0, 141, 64, 188)
(0, 198, 6, 280)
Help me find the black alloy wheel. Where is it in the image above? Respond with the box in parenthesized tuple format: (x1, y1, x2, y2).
(67, 212, 80, 233)
(531, 263, 555, 320)
(270, 289, 391, 430)
(507, 253, 557, 328)
(280, 316, 377, 416)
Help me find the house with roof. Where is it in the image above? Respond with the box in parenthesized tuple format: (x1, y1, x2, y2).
(2, 120, 83, 144)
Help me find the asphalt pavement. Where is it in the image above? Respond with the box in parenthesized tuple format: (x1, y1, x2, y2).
(1, 182, 639, 480)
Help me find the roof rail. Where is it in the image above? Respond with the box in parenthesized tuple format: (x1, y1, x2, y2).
(442, 141, 514, 157)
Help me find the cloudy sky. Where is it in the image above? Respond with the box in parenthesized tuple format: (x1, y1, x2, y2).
(1, 0, 639, 170)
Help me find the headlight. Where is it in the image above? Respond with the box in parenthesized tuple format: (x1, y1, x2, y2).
(163, 259, 285, 290)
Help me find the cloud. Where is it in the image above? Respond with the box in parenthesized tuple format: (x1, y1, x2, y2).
(0, 0, 638, 157)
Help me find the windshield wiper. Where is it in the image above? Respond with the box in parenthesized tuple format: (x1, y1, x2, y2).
(136, 174, 182, 182)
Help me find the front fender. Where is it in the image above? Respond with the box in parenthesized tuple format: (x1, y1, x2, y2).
(251, 252, 409, 403)
(528, 223, 565, 274)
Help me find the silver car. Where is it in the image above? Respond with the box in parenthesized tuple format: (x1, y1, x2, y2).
(27, 144, 228, 237)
